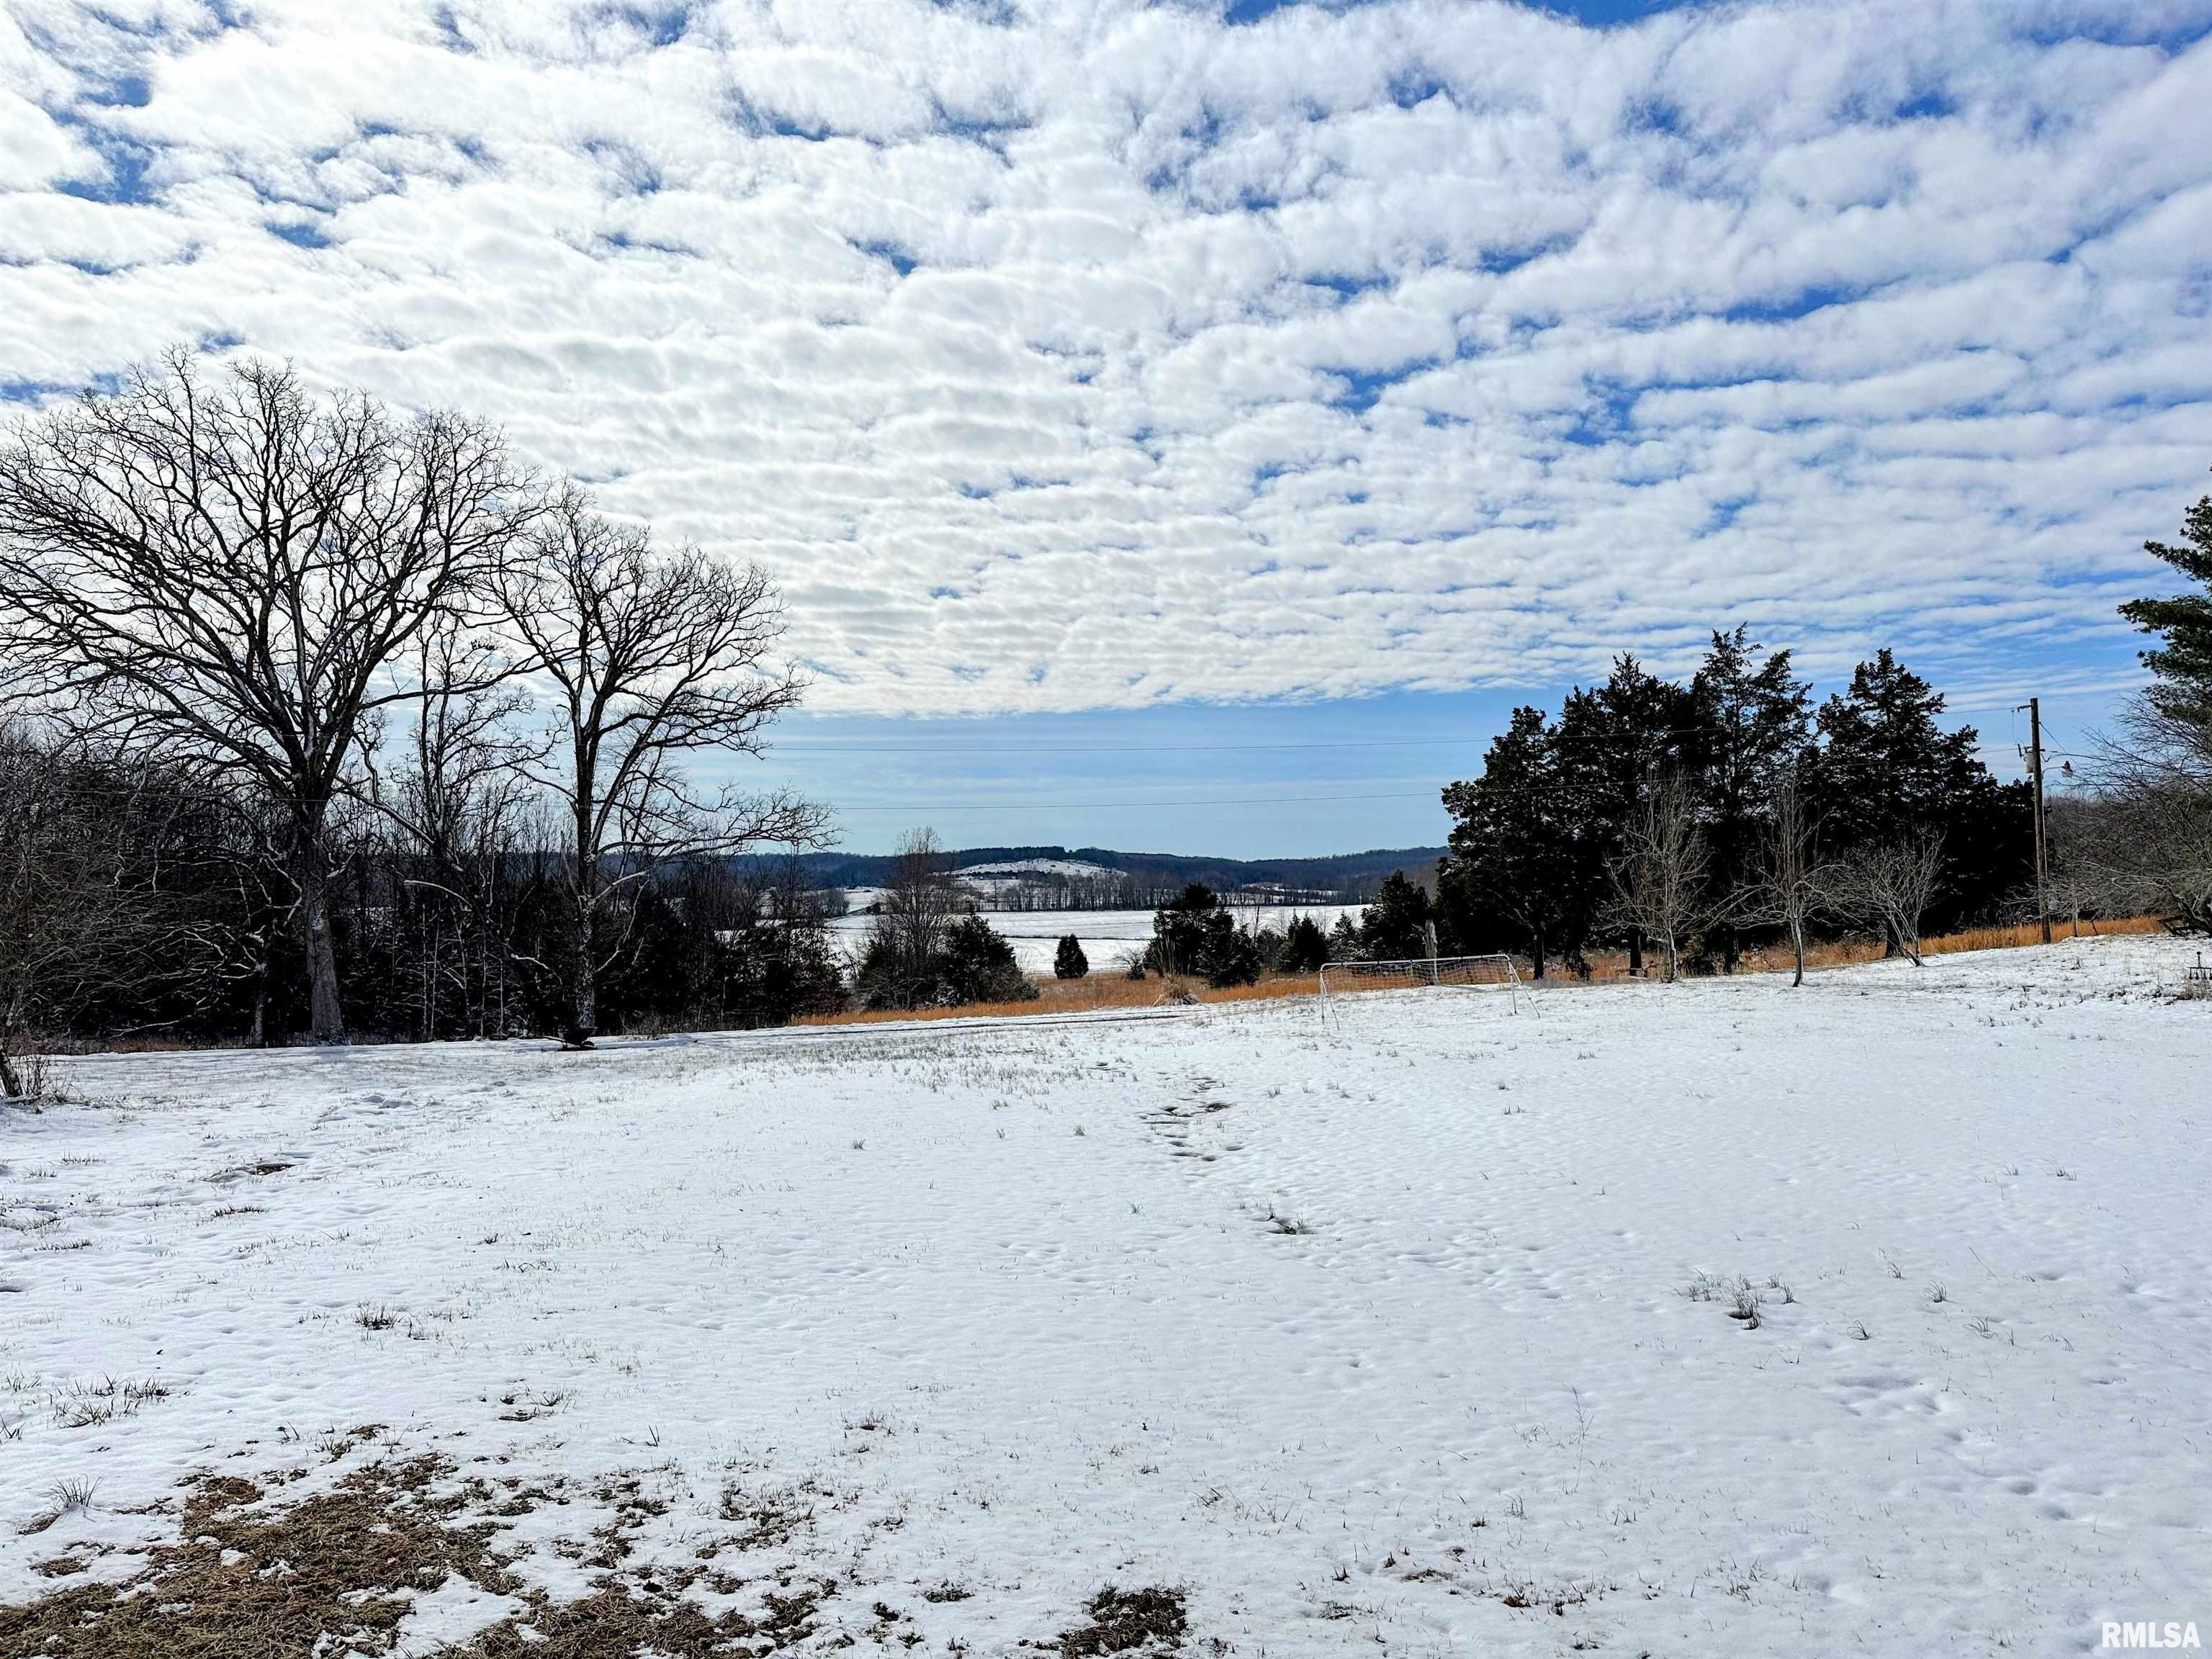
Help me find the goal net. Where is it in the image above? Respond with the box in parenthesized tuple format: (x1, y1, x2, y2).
(1318, 954, 1522, 1026)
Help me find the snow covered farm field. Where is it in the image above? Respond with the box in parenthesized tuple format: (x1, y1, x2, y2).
(3, 936, 2208, 1657)
(825, 904, 1363, 976)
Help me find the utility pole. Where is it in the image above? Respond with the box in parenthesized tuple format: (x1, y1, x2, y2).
(2018, 697, 2051, 944)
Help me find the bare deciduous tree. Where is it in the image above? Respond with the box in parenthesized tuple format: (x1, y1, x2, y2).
(865, 828, 961, 1004)
(0, 351, 535, 1043)
(1827, 832, 1946, 965)
(0, 727, 172, 1097)
(1604, 769, 1707, 981)
(498, 492, 825, 1048)
(2063, 694, 2212, 935)
(367, 620, 539, 1040)
(1738, 770, 1827, 986)
(2054, 783, 2212, 935)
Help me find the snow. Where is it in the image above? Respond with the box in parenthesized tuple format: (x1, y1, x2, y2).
(4, 935, 2208, 1655)
(951, 858, 1120, 881)
(390, 1572, 531, 1655)
(826, 903, 1363, 973)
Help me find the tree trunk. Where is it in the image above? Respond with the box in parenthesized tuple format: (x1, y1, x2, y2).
(295, 824, 346, 1046)
(565, 840, 598, 1048)
(562, 762, 599, 1049)
(1627, 928, 1643, 978)
(1789, 915, 1805, 987)
(248, 953, 271, 1048)
(0, 1038, 22, 1101)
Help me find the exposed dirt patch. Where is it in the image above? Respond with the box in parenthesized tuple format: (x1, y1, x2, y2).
(1, 1454, 858, 1658)
(4, 1447, 1183, 1658)
(465, 1580, 826, 1657)
(214, 1161, 295, 1181)
(0, 1457, 508, 1658)
(717, 1476, 822, 1553)
(1058, 1584, 1188, 1655)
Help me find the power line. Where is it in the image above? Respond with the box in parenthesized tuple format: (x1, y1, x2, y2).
(832, 790, 1442, 813)
(5, 776, 1449, 813)
(770, 737, 1487, 755)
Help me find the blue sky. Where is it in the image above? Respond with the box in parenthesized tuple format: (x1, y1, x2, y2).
(750, 661, 2123, 857)
(3, 0, 2208, 855)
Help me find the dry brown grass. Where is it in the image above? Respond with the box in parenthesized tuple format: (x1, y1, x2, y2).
(0, 1457, 832, 1659)
(793, 969, 1321, 1028)
(1057, 1585, 1188, 1655)
(2, 1444, 1180, 1658)
(796, 914, 2170, 1024)
(1565, 914, 2162, 983)
(1815, 912, 2158, 966)
(0, 1459, 508, 1659)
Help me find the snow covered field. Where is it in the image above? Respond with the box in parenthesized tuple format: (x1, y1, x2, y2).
(827, 904, 1362, 974)
(4, 936, 2208, 1655)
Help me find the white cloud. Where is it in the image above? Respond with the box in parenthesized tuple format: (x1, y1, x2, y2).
(1, 0, 2209, 714)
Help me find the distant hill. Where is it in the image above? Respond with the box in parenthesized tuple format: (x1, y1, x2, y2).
(766, 843, 1446, 906)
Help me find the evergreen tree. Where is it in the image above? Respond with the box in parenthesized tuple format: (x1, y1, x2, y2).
(856, 910, 1035, 1008)
(2121, 472, 2212, 737)
(1359, 871, 1433, 961)
(1686, 627, 1812, 970)
(940, 914, 1038, 1004)
(1326, 912, 1364, 961)
(1204, 927, 1262, 988)
(1438, 706, 1586, 976)
(1148, 882, 1222, 978)
(1812, 650, 1991, 844)
(1553, 656, 1696, 973)
(1811, 649, 2030, 936)
(1280, 914, 1330, 972)
(1054, 934, 1089, 979)
(1143, 882, 1259, 986)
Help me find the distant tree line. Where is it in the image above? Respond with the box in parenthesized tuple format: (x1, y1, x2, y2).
(799, 844, 1439, 909)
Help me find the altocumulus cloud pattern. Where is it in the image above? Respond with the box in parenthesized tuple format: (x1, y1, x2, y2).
(3, 0, 2211, 716)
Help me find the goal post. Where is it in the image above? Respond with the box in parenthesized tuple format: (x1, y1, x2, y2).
(1318, 953, 1523, 1025)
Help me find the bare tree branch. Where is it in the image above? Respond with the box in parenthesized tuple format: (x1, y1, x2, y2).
(1825, 831, 1946, 965)
(0, 349, 539, 1043)
(496, 488, 828, 1047)
(1734, 769, 1830, 986)
(1603, 768, 1707, 981)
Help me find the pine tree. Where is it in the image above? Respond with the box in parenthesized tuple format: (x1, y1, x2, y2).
(1687, 627, 1812, 971)
(941, 914, 1038, 1004)
(1359, 871, 1432, 961)
(1811, 649, 2029, 938)
(1053, 934, 1089, 979)
(1148, 882, 1220, 979)
(1280, 914, 1330, 972)
(1555, 655, 1696, 974)
(2121, 474, 2212, 736)
(1143, 883, 1257, 986)
(1812, 650, 1988, 844)
(1439, 706, 1586, 977)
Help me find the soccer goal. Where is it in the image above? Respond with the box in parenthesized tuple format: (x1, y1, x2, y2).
(1318, 953, 1522, 1027)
